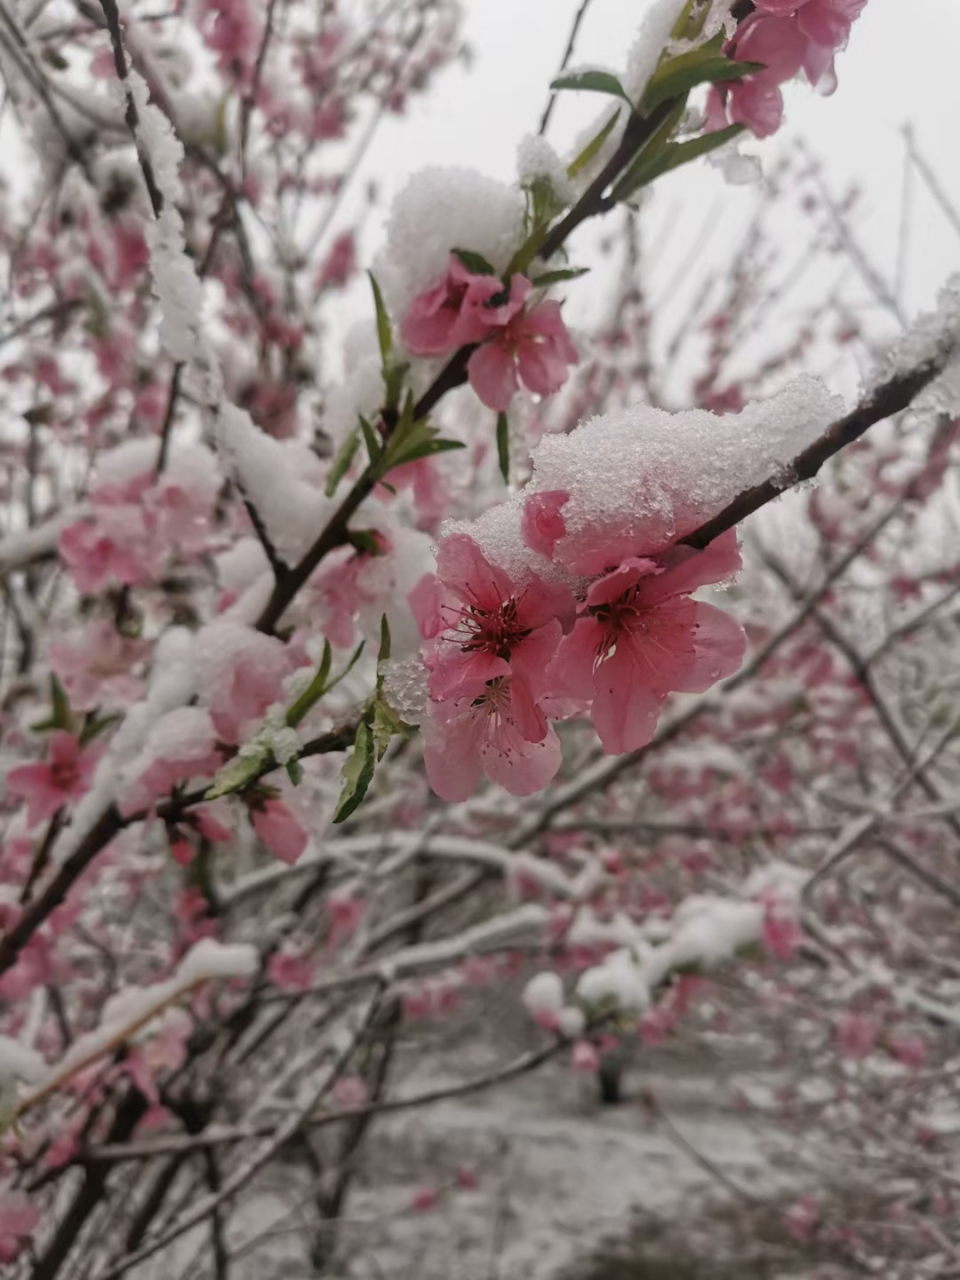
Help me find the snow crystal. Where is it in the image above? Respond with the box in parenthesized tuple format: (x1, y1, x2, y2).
(376, 167, 526, 318)
(577, 948, 650, 1012)
(0, 1037, 46, 1084)
(871, 273, 960, 416)
(517, 134, 577, 210)
(216, 403, 335, 565)
(527, 375, 844, 574)
(177, 938, 259, 983)
(557, 1005, 586, 1039)
(129, 71, 184, 206)
(662, 895, 764, 972)
(522, 971, 565, 1019)
(324, 350, 383, 446)
(624, 0, 687, 98)
(216, 537, 270, 594)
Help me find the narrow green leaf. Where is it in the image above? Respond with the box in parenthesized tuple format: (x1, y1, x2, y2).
(286, 758, 304, 786)
(323, 640, 366, 698)
(359, 415, 383, 470)
(325, 425, 361, 497)
(381, 362, 409, 411)
(451, 248, 497, 276)
(378, 614, 392, 667)
(643, 49, 764, 113)
(567, 109, 621, 179)
(205, 747, 270, 800)
(286, 639, 333, 727)
(79, 713, 122, 746)
(333, 720, 376, 823)
(611, 123, 746, 202)
(530, 267, 590, 288)
(368, 271, 392, 367)
(372, 696, 408, 762)
(496, 413, 510, 485)
(51, 675, 72, 732)
(551, 69, 633, 107)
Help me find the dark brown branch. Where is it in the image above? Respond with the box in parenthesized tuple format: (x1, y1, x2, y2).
(98, 0, 165, 218)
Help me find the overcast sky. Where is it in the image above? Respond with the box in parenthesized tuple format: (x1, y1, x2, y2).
(351, 0, 960, 335)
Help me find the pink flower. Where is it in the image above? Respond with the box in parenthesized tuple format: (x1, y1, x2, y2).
(545, 532, 746, 754)
(410, 1186, 438, 1213)
(251, 798, 308, 864)
(49, 621, 148, 711)
(202, 627, 291, 744)
(836, 1012, 878, 1060)
(522, 491, 569, 558)
(401, 255, 524, 356)
(59, 507, 163, 593)
(268, 950, 316, 990)
(421, 676, 563, 802)
(572, 1039, 600, 1073)
(0, 1193, 39, 1264)
(8, 731, 101, 829)
(316, 231, 357, 291)
(413, 533, 573, 744)
(468, 299, 579, 413)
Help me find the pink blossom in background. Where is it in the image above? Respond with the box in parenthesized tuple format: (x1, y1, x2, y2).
(268, 950, 316, 990)
(0, 1193, 39, 1264)
(401, 255, 525, 356)
(316, 231, 357, 291)
(546, 532, 746, 754)
(7, 732, 101, 829)
(197, 0, 261, 78)
(251, 798, 309, 864)
(203, 630, 292, 744)
(468, 299, 579, 412)
(572, 1039, 600, 1073)
(836, 1011, 879, 1060)
(49, 621, 148, 711)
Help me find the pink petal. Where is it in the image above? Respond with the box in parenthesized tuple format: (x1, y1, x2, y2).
(547, 618, 607, 703)
(251, 800, 308, 865)
(638, 530, 741, 604)
(522, 491, 569, 558)
(590, 644, 667, 754)
(467, 341, 519, 412)
(516, 341, 572, 398)
(421, 700, 485, 802)
(435, 533, 513, 614)
(585, 558, 661, 610)
(668, 601, 747, 693)
(407, 572, 447, 640)
(510, 621, 562, 742)
(481, 721, 562, 796)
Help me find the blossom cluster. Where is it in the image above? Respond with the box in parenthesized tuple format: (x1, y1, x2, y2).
(710, 0, 869, 138)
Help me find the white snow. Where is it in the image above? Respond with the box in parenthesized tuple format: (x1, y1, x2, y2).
(376, 167, 527, 318)
(523, 971, 565, 1020)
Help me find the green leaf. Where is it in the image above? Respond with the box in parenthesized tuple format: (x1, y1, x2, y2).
(378, 614, 392, 668)
(286, 759, 304, 787)
(286, 640, 333, 727)
(530, 267, 590, 288)
(551, 69, 633, 107)
(368, 271, 392, 367)
(496, 413, 510, 485)
(50, 675, 72, 732)
(452, 248, 497, 276)
(642, 43, 764, 113)
(381, 362, 409, 412)
(333, 720, 376, 823)
(348, 529, 385, 557)
(359, 415, 383, 470)
(205, 747, 270, 800)
(79, 713, 122, 746)
(325, 425, 361, 497)
(372, 696, 408, 762)
(567, 108, 621, 179)
(611, 123, 746, 202)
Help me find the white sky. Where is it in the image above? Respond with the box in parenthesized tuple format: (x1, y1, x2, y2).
(350, 0, 960, 339)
